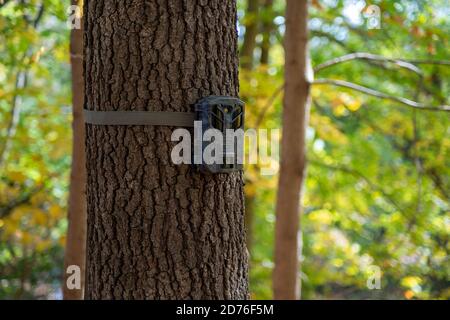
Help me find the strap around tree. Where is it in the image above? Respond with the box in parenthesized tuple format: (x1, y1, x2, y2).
(84, 109, 196, 127)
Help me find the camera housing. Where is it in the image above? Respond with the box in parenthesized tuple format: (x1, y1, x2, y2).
(194, 96, 245, 173)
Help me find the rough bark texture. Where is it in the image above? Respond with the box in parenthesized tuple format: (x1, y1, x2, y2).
(84, 0, 248, 300)
(240, 0, 259, 70)
(273, 0, 311, 300)
(244, 193, 255, 249)
(63, 0, 86, 300)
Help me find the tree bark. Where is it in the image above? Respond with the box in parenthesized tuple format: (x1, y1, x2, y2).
(240, 0, 259, 70)
(244, 193, 255, 250)
(63, 0, 86, 300)
(273, 0, 311, 300)
(84, 0, 248, 300)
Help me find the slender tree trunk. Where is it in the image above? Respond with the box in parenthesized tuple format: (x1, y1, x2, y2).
(240, 0, 259, 70)
(241, 0, 261, 254)
(260, 0, 274, 65)
(63, 0, 86, 300)
(84, 0, 248, 300)
(273, 0, 311, 300)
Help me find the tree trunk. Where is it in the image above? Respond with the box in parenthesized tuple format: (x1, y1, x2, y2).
(240, 0, 259, 70)
(244, 193, 255, 250)
(273, 0, 311, 300)
(63, 0, 86, 300)
(260, 0, 274, 65)
(241, 0, 261, 256)
(84, 0, 248, 300)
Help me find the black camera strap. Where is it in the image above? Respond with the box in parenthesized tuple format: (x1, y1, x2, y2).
(84, 109, 196, 127)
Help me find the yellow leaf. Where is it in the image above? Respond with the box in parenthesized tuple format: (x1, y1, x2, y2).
(21, 232, 33, 245)
(245, 183, 257, 198)
(7, 171, 26, 183)
(309, 209, 333, 225)
(59, 235, 66, 247)
(49, 205, 62, 219)
(332, 105, 346, 118)
(33, 211, 47, 225)
(347, 99, 362, 112)
(401, 276, 422, 288)
(36, 240, 51, 252)
(3, 221, 18, 237)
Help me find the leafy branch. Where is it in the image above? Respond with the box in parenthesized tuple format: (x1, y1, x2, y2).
(314, 52, 425, 75)
(0, 186, 43, 219)
(312, 78, 450, 112)
(256, 52, 450, 128)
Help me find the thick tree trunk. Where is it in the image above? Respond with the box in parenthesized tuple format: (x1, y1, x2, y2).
(244, 194, 255, 249)
(240, 0, 259, 70)
(63, 0, 86, 300)
(273, 0, 311, 300)
(84, 0, 248, 300)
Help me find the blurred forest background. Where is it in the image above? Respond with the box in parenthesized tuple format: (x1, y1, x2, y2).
(0, 0, 449, 299)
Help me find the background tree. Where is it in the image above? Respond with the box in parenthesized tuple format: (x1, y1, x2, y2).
(273, 0, 311, 300)
(259, 0, 274, 65)
(63, 0, 86, 300)
(83, 0, 248, 299)
(240, 0, 260, 70)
